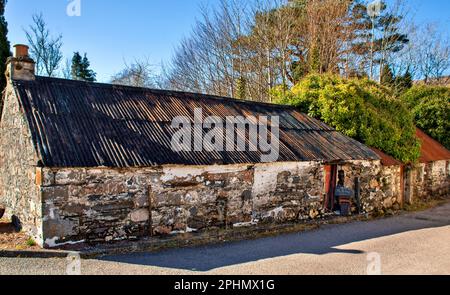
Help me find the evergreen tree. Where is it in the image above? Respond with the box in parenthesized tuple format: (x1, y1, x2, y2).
(71, 52, 96, 82)
(394, 70, 413, 93)
(381, 65, 413, 94)
(349, 1, 409, 80)
(400, 70, 412, 89)
(80, 54, 96, 82)
(380, 64, 394, 87)
(0, 0, 10, 92)
(71, 52, 83, 80)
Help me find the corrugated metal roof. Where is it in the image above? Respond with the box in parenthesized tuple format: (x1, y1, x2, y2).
(416, 128, 450, 163)
(12, 76, 379, 168)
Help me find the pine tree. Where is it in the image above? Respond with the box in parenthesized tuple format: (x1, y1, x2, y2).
(394, 70, 413, 93)
(349, 1, 409, 80)
(0, 0, 10, 92)
(380, 64, 394, 87)
(71, 52, 96, 82)
(71, 52, 82, 80)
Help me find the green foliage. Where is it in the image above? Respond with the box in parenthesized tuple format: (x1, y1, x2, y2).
(401, 86, 450, 150)
(0, 0, 10, 93)
(71, 52, 96, 82)
(309, 45, 321, 73)
(273, 74, 420, 163)
(236, 76, 247, 99)
(394, 70, 412, 93)
(381, 65, 413, 95)
(26, 237, 37, 247)
(380, 65, 394, 87)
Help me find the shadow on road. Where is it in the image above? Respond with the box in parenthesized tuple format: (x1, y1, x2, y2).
(99, 207, 450, 271)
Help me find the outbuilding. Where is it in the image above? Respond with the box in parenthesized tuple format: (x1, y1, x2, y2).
(0, 45, 447, 248)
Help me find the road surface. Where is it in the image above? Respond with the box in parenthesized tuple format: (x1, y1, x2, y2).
(1, 202, 449, 275)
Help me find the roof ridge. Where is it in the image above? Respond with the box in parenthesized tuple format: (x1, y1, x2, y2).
(24, 76, 298, 111)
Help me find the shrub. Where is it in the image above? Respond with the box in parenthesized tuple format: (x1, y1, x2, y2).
(272, 74, 420, 163)
(401, 86, 450, 150)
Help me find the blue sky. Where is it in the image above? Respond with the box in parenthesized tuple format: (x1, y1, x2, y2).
(4, 0, 450, 82)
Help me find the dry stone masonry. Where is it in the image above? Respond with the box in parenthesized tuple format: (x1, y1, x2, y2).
(0, 82, 42, 238)
(29, 159, 442, 248)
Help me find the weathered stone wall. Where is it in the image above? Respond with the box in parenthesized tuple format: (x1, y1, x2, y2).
(380, 165, 403, 207)
(252, 162, 325, 222)
(40, 167, 157, 247)
(40, 165, 257, 247)
(40, 160, 416, 248)
(18, 158, 449, 248)
(0, 84, 42, 242)
(39, 163, 326, 247)
(152, 165, 254, 235)
(411, 160, 450, 201)
(341, 161, 402, 213)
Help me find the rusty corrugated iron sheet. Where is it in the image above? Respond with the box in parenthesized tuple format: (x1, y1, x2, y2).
(370, 148, 403, 166)
(416, 128, 450, 163)
(12, 77, 379, 168)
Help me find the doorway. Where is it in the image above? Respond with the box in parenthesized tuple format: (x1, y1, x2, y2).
(324, 165, 338, 211)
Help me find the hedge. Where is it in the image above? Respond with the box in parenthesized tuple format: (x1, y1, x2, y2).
(272, 74, 421, 163)
(401, 85, 450, 150)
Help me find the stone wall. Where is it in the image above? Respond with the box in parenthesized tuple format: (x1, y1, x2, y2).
(40, 167, 157, 247)
(411, 160, 450, 201)
(341, 161, 403, 213)
(0, 84, 42, 242)
(39, 162, 327, 247)
(252, 162, 325, 222)
(39, 160, 421, 248)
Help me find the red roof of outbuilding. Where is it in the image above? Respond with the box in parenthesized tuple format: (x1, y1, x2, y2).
(416, 128, 450, 163)
(370, 148, 403, 166)
(371, 129, 450, 166)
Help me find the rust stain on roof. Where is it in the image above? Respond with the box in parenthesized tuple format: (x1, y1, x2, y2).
(12, 77, 379, 168)
(416, 128, 450, 163)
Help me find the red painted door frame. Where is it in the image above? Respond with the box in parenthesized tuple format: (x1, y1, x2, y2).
(324, 165, 338, 211)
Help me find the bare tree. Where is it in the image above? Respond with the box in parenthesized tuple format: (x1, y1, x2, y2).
(25, 13, 63, 77)
(164, 0, 419, 101)
(415, 25, 450, 83)
(111, 58, 158, 88)
(306, 0, 351, 74)
(166, 0, 254, 98)
(166, 0, 304, 102)
(60, 58, 72, 79)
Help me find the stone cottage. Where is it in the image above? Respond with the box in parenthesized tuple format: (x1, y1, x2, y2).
(0, 45, 448, 248)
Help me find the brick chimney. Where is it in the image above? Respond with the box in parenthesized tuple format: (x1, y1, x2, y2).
(5, 44, 36, 81)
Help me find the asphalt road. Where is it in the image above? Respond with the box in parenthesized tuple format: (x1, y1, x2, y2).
(1, 203, 449, 275)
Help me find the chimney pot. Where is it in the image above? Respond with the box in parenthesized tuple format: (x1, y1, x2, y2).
(14, 44, 30, 59)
